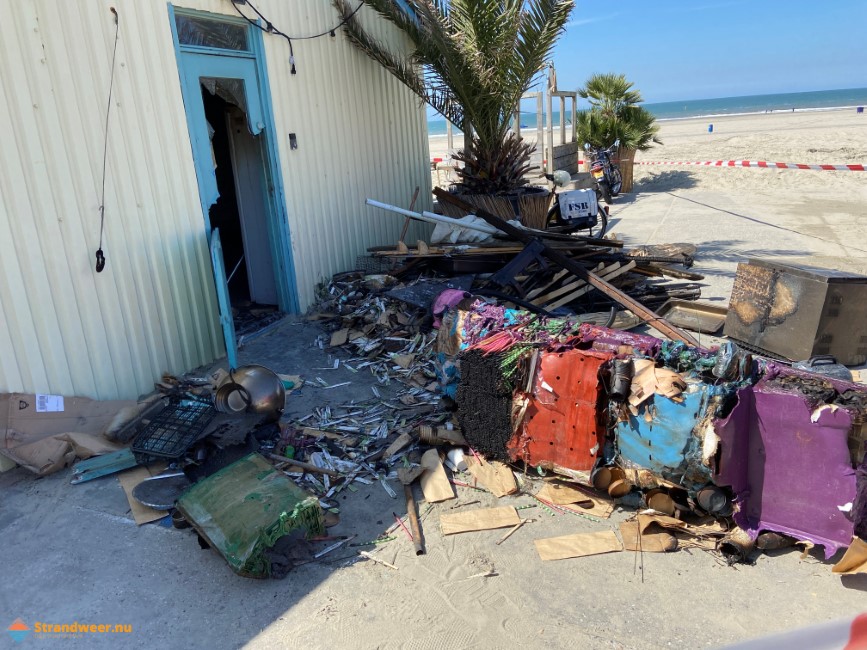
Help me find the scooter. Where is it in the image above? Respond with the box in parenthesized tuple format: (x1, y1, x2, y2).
(584, 140, 623, 204)
(545, 169, 608, 238)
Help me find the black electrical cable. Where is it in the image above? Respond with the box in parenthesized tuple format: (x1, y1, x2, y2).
(231, 0, 364, 74)
(95, 7, 120, 273)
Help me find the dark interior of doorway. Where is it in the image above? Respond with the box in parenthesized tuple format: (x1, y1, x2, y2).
(201, 86, 283, 338)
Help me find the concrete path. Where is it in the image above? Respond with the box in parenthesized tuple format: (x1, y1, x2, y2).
(2, 180, 866, 648)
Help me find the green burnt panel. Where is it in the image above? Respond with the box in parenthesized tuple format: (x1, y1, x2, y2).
(177, 453, 323, 578)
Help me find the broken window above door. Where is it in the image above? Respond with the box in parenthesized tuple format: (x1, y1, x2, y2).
(175, 13, 249, 51)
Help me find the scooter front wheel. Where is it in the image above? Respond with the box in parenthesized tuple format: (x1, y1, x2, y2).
(610, 170, 623, 196)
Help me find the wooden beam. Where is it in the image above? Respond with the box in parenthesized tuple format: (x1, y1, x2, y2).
(433, 188, 699, 346)
(531, 262, 609, 306)
(524, 268, 571, 300)
(545, 261, 636, 310)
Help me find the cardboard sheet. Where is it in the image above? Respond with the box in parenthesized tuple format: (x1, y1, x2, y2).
(629, 359, 686, 408)
(330, 328, 349, 347)
(832, 537, 867, 575)
(537, 483, 614, 518)
(419, 449, 455, 503)
(118, 463, 170, 525)
(465, 457, 517, 497)
(392, 354, 416, 369)
(535, 530, 623, 561)
(440, 506, 521, 535)
(640, 513, 726, 537)
(620, 518, 678, 553)
(633, 513, 725, 549)
(0, 393, 134, 475)
(383, 433, 412, 459)
(2, 432, 122, 476)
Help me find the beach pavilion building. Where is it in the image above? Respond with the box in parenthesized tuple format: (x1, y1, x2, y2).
(0, 0, 430, 400)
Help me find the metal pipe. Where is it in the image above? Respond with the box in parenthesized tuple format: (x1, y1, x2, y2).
(365, 199, 501, 236)
(403, 484, 425, 555)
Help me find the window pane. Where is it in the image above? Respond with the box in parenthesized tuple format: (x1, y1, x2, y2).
(175, 14, 249, 51)
(201, 78, 248, 114)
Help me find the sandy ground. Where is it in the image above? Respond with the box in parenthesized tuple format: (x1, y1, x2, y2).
(2, 109, 867, 650)
(623, 109, 867, 302)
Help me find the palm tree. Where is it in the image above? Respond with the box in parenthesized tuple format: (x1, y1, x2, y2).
(576, 73, 660, 152)
(333, 0, 574, 196)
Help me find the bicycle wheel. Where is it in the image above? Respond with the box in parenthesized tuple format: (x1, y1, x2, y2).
(546, 202, 561, 228)
(588, 205, 608, 238)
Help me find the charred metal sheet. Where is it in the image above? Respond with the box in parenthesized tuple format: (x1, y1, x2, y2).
(723, 259, 867, 365)
(615, 380, 716, 489)
(508, 348, 612, 471)
(385, 275, 474, 309)
(714, 379, 857, 558)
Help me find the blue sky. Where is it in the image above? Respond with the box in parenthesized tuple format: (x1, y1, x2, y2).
(550, 0, 867, 103)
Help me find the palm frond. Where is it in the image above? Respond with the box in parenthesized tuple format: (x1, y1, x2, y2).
(334, 0, 575, 193)
(576, 73, 660, 152)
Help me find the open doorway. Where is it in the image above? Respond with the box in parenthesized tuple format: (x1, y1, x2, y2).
(200, 82, 282, 338)
(171, 7, 299, 367)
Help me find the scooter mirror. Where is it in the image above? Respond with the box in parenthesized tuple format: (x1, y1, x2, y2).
(583, 142, 591, 151)
(613, 139, 620, 148)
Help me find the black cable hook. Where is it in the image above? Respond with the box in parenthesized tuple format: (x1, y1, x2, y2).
(95, 7, 119, 273)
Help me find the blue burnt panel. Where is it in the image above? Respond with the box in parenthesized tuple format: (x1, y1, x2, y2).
(616, 383, 713, 487)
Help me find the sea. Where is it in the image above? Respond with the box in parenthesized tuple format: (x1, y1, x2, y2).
(427, 87, 867, 135)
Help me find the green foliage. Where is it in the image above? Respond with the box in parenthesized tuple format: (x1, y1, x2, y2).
(334, 0, 574, 194)
(576, 73, 661, 152)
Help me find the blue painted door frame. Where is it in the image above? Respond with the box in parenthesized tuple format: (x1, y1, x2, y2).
(168, 5, 299, 365)
(178, 52, 265, 211)
(209, 229, 238, 368)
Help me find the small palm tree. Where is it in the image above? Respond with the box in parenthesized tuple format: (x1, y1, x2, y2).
(334, 0, 574, 195)
(576, 73, 661, 152)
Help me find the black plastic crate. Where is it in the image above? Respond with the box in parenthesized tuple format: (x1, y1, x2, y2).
(132, 398, 216, 459)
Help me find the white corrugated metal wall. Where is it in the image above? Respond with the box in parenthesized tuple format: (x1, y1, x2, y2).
(176, 0, 432, 304)
(0, 0, 224, 401)
(0, 0, 431, 400)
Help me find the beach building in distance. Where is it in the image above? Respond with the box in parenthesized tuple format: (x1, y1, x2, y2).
(0, 0, 431, 400)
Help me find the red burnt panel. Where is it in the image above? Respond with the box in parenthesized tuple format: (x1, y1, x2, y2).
(508, 349, 612, 471)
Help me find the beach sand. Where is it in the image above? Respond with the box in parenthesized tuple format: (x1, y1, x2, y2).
(2, 110, 865, 650)
(430, 108, 867, 303)
(623, 109, 867, 303)
(344, 110, 867, 650)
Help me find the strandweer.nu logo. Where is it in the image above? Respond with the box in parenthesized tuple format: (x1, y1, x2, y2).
(7, 619, 132, 641)
(7, 619, 29, 642)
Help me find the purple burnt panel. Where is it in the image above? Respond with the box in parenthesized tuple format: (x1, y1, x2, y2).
(714, 382, 856, 558)
(855, 458, 867, 540)
(575, 324, 662, 357)
(714, 387, 754, 496)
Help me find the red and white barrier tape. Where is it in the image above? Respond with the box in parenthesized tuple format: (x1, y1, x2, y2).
(609, 160, 865, 171)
